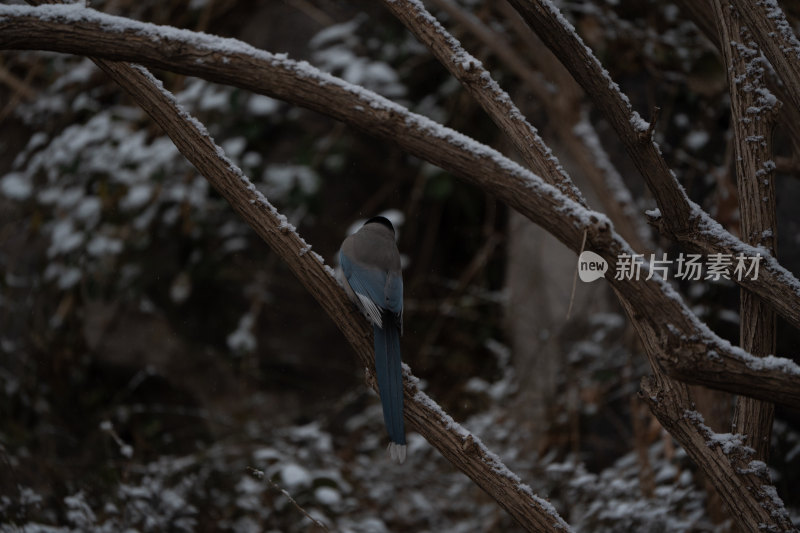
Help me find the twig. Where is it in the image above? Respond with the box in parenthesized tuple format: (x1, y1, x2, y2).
(247, 467, 330, 532)
(435, 0, 652, 252)
(565, 229, 587, 320)
(418, 233, 502, 355)
(640, 106, 660, 143)
(4, 7, 800, 528)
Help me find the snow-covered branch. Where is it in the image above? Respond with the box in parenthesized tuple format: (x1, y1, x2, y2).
(673, 0, 800, 153)
(406, 0, 651, 252)
(87, 52, 573, 533)
(3, 5, 800, 528)
(640, 374, 794, 531)
(728, 0, 800, 124)
(713, 0, 779, 461)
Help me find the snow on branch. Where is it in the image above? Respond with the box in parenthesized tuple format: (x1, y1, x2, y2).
(502, 1, 796, 527)
(3, 7, 800, 528)
(420, 0, 650, 252)
(640, 374, 795, 531)
(728, 0, 800, 120)
(672, 0, 800, 154)
(1, 2, 799, 406)
(713, 0, 779, 461)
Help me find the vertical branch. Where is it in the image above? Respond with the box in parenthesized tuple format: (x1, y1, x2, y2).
(728, 0, 800, 120)
(712, 0, 779, 460)
(673, 0, 800, 154)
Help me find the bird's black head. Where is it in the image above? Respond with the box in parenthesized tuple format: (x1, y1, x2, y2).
(364, 215, 395, 232)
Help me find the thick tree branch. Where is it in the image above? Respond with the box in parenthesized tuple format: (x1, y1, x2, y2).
(713, 0, 779, 461)
(1, 3, 798, 406)
(505, 0, 800, 333)
(640, 373, 794, 532)
(497, 2, 796, 528)
(88, 58, 572, 533)
(504, 0, 690, 223)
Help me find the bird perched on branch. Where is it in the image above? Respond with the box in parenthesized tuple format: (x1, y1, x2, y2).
(339, 216, 406, 464)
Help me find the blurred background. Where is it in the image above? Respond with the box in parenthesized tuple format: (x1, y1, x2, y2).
(1, 0, 799, 531)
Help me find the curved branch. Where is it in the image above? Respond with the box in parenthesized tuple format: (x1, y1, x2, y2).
(505, 0, 800, 334)
(0, 3, 798, 405)
(405, 0, 652, 252)
(89, 58, 572, 533)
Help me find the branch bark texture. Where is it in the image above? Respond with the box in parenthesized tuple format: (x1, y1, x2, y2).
(728, 0, 800, 123)
(673, 0, 800, 154)
(713, 0, 779, 461)
(640, 373, 794, 531)
(73, 32, 574, 533)
(9, 2, 569, 530)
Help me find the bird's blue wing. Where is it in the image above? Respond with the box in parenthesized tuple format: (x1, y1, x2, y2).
(340, 251, 391, 324)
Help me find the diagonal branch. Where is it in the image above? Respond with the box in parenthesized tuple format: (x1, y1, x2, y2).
(424, 0, 651, 252)
(504, 0, 690, 223)
(1, 3, 798, 406)
(379, 0, 586, 205)
(505, 0, 800, 334)
(90, 58, 573, 533)
(640, 372, 794, 531)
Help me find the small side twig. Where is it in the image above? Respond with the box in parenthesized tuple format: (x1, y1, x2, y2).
(247, 467, 330, 532)
(639, 106, 661, 143)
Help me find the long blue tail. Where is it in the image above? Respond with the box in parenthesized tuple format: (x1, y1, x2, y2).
(373, 313, 405, 449)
